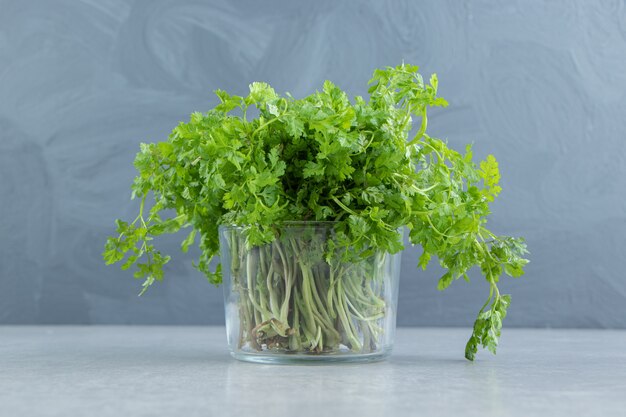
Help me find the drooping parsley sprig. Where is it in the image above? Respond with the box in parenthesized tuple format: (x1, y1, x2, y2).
(104, 63, 528, 360)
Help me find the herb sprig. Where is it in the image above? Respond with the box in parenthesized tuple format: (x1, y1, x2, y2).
(104, 64, 528, 360)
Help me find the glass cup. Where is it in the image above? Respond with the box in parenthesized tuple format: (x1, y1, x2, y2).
(219, 222, 402, 364)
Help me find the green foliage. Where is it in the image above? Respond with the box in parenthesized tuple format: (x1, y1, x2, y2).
(103, 63, 528, 360)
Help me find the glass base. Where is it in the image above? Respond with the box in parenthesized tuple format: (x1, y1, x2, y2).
(230, 348, 392, 365)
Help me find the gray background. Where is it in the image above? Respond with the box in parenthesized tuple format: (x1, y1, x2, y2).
(1, 0, 624, 327)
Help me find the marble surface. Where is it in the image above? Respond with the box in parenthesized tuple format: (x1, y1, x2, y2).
(1, 326, 624, 417)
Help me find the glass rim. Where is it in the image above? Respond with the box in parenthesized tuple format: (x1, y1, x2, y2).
(219, 221, 340, 231)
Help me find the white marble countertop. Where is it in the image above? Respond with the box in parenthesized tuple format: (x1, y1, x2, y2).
(1, 326, 624, 417)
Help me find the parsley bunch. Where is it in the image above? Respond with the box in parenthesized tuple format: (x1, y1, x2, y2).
(104, 64, 528, 360)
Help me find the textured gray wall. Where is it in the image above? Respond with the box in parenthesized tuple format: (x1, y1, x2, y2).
(1, 0, 625, 327)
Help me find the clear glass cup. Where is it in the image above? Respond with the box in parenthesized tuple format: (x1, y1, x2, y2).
(219, 222, 402, 364)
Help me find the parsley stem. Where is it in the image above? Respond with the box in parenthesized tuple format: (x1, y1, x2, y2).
(407, 107, 428, 147)
(251, 116, 280, 138)
(332, 196, 357, 215)
(479, 284, 495, 315)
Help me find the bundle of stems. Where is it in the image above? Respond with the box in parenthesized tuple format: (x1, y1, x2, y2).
(225, 228, 390, 354)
